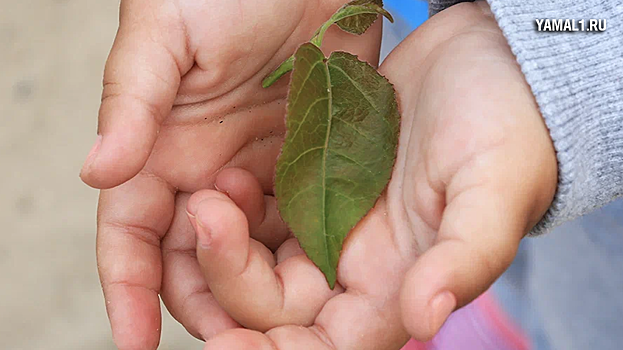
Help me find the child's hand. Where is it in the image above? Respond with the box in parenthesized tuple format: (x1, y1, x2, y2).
(186, 168, 346, 331)
(83, 1, 382, 349)
(191, 3, 558, 349)
(187, 167, 414, 350)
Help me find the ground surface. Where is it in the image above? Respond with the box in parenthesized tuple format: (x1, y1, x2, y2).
(0, 1, 202, 348)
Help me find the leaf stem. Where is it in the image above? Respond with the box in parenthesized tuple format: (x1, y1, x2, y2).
(262, 56, 295, 88)
(262, 1, 393, 88)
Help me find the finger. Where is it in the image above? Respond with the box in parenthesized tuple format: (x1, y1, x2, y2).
(214, 168, 290, 251)
(204, 203, 412, 350)
(310, 292, 411, 350)
(214, 168, 265, 230)
(204, 292, 411, 350)
(400, 185, 525, 341)
(187, 190, 341, 332)
(256, 195, 292, 251)
(302, 204, 411, 350)
(81, 1, 192, 189)
(203, 329, 282, 350)
(160, 192, 239, 341)
(275, 238, 305, 264)
(97, 172, 176, 350)
(203, 327, 331, 350)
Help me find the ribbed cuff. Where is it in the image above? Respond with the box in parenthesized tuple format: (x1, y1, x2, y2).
(429, 0, 623, 234)
(484, 0, 623, 234)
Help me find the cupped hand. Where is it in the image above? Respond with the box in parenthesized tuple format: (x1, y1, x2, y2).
(82, 0, 383, 349)
(189, 2, 558, 349)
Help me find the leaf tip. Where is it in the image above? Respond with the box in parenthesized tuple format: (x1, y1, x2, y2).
(328, 278, 337, 290)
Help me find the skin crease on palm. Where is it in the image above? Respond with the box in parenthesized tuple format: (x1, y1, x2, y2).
(80, 1, 558, 350)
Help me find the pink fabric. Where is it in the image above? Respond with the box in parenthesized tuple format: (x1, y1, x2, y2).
(400, 291, 530, 350)
(401, 339, 427, 350)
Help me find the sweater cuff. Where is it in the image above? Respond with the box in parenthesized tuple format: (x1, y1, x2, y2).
(484, 0, 623, 234)
(429, 0, 623, 234)
(429, 0, 474, 17)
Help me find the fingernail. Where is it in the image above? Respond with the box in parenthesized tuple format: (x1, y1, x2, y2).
(213, 182, 228, 195)
(194, 216, 212, 248)
(429, 291, 456, 335)
(81, 134, 102, 174)
(186, 210, 203, 245)
(186, 210, 211, 248)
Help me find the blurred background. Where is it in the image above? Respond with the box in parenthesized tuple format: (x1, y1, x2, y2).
(0, 0, 203, 348)
(2, 0, 622, 349)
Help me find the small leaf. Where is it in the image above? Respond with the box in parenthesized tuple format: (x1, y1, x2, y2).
(336, 0, 393, 35)
(311, 0, 394, 46)
(275, 43, 400, 288)
(262, 0, 393, 88)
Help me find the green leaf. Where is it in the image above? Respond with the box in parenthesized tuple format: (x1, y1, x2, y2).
(262, 0, 393, 88)
(335, 0, 393, 35)
(311, 0, 393, 47)
(275, 43, 400, 288)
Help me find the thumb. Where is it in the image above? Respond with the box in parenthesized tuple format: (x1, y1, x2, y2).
(80, 2, 191, 189)
(400, 185, 526, 341)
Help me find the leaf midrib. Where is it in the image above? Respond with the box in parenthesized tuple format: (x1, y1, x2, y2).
(321, 58, 333, 273)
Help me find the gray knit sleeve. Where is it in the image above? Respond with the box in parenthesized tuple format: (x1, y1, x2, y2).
(428, 0, 623, 234)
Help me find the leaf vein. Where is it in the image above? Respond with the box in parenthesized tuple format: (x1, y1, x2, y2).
(333, 115, 376, 144)
(321, 58, 333, 273)
(285, 184, 319, 209)
(279, 146, 324, 178)
(329, 149, 376, 176)
(287, 97, 329, 144)
(290, 59, 325, 107)
(329, 64, 381, 114)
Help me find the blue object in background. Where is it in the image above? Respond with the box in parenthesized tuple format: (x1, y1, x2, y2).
(380, 1, 428, 62)
(385, 0, 429, 30)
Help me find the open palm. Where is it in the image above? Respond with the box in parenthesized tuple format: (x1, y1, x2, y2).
(187, 3, 557, 349)
(80, 0, 382, 348)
